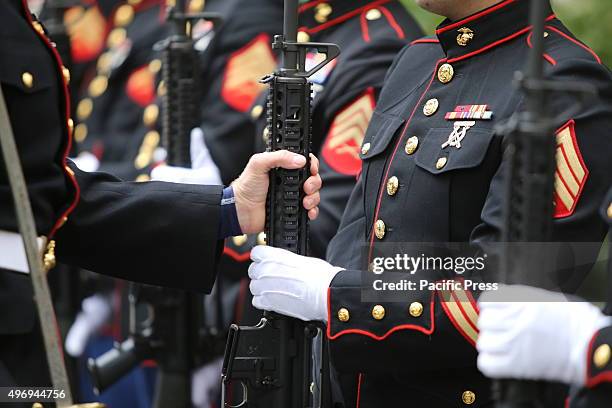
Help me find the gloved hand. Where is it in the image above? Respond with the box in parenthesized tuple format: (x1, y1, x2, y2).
(65, 294, 113, 357)
(191, 357, 223, 408)
(248, 246, 343, 323)
(151, 128, 222, 185)
(477, 285, 611, 386)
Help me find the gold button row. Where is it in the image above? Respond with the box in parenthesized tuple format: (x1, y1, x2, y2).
(336, 302, 424, 322)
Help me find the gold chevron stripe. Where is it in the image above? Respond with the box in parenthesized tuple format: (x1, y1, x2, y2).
(556, 126, 586, 181)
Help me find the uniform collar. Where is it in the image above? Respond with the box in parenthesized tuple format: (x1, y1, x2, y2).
(435, 0, 554, 62)
(298, 0, 393, 38)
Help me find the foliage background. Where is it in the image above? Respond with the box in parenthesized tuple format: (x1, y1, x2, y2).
(399, 0, 612, 67)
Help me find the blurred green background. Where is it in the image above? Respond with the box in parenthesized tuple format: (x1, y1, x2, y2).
(399, 0, 612, 66)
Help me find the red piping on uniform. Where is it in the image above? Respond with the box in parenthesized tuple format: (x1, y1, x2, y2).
(435, 0, 517, 34)
(298, 0, 330, 12)
(526, 31, 557, 66)
(410, 38, 440, 46)
(22, 0, 81, 239)
(223, 246, 252, 262)
(545, 25, 602, 64)
(356, 373, 363, 408)
(367, 59, 445, 262)
(379, 6, 405, 39)
(446, 15, 558, 64)
(299, 0, 392, 35)
(360, 12, 371, 43)
(326, 288, 436, 340)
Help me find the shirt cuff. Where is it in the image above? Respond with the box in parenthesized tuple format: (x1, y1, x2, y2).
(218, 186, 242, 239)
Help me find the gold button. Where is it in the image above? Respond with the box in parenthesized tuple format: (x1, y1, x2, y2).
(457, 27, 474, 47)
(67, 118, 74, 134)
(262, 127, 271, 144)
(232, 234, 248, 247)
(462, 390, 476, 405)
(148, 59, 162, 74)
(386, 176, 399, 196)
(143, 104, 159, 127)
(251, 105, 263, 119)
(438, 63, 454, 84)
(114, 4, 134, 27)
(43, 240, 56, 273)
(97, 52, 112, 73)
(372, 305, 385, 320)
(436, 157, 448, 170)
(405, 136, 419, 155)
(134, 152, 152, 169)
(65, 165, 75, 177)
(257, 232, 267, 246)
(32, 21, 45, 35)
(314, 3, 333, 23)
(594, 344, 611, 368)
(143, 131, 160, 148)
(337, 308, 350, 322)
(365, 8, 382, 21)
(544, 31, 549, 38)
(297, 31, 310, 43)
(89, 75, 108, 97)
(21, 72, 34, 88)
(62, 66, 71, 84)
(157, 80, 167, 97)
(135, 174, 151, 182)
(423, 98, 439, 116)
(607, 203, 612, 219)
(77, 98, 93, 120)
(188, 0, 205, 12)
(409, 302, 423, 317)
(74, 123, 88, 143)
(361, 142, 371, 155)
(374, 219, 386, 240)
(107, 27, 126, 48)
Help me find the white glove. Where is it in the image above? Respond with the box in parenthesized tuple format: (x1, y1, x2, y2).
(477, 285, 611, 386)
(191, 357, 223, 408)
(65, 294, 113, 357)
(248, 245, 343, 323)
(71, 151, 100, 172)
(150, 128, 222, 185)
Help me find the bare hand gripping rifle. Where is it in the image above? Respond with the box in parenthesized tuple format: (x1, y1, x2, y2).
(221, 1, 339, 407)
(494, 1, 597, 407)
(87, 3, 223, 407)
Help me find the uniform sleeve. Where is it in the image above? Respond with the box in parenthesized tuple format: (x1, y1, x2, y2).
(55, 162, 224, 293)
(326, 57, 612, 373)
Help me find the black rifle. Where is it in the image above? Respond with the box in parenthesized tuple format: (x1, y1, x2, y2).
(88, 4, 223, 407)
(221, 1, 339, 407)
(494, 1, 597, 406)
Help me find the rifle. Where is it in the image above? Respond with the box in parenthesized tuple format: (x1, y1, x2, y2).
(221, 1, 339, 407)
(87, 3, 223, 407)
(494, 1, 597, 406)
